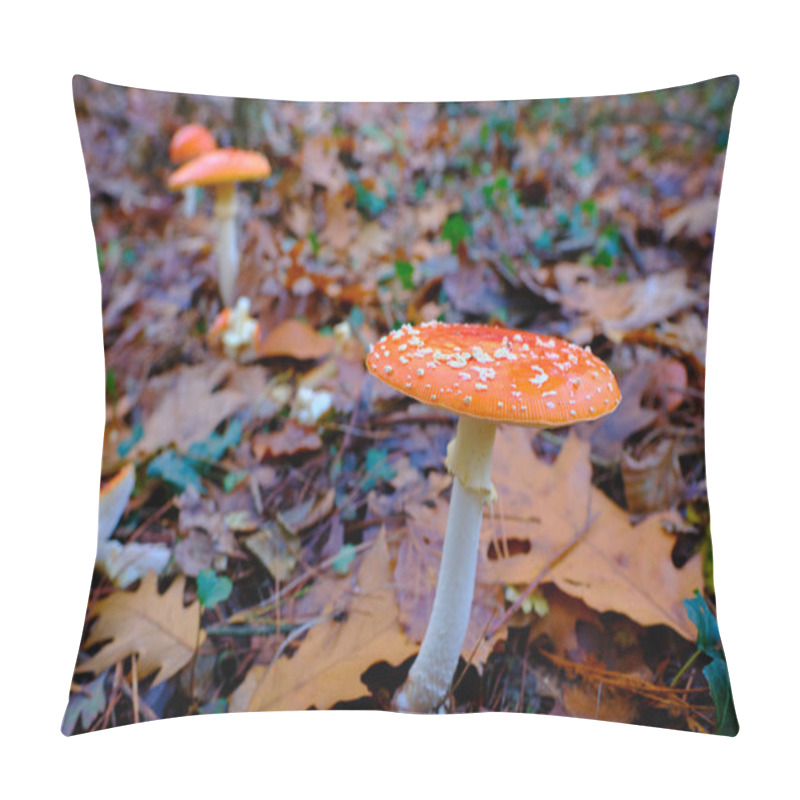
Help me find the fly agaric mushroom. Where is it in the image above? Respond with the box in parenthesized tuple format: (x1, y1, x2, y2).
(167, 148, 271, 305)
(365, 321, 621, 713)
(169, 124, 217, 217)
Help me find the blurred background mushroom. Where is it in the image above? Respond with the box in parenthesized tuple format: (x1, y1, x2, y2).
(168, 123, 216, 217)
(167, 148, 270, 305)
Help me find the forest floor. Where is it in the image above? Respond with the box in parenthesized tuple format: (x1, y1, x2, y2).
(64, 75, 738, 735)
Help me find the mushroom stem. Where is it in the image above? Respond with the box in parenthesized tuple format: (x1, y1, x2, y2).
(395, 415, 497, 713)
(213, 182, 239, 306)
(182, 186, 198, 218)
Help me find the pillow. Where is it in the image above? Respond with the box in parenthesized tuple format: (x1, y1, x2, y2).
(64, 75, 738, 734)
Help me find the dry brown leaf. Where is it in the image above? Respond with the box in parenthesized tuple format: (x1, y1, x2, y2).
(651, 313, 709, 366)
(134, 362, 249, 456)
(231, 530, 415, 711)
(252, 420, 323, 460)
(550, 264, 701, 344)
(321, 192, 357, 251)
(481, 428, 702, 640)
(98, 464, 135, 543)
(562, 682, 639, 724)
(621, 437, 683, 514)
(398, 505, 506, 667)
(76, 573, 203, 686)
(244, 525, 298, 581)
(662, 196, 719, 240)
(589, 361, 661, 462)
(301, 135, 348, 193)
(258, 319, 334, 360)
(348, 222, 395, 268)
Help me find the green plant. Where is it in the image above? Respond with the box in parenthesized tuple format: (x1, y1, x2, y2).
(674, 591, 738, 736)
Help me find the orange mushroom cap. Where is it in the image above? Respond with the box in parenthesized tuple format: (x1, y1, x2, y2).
(169, 124, 216, 164)
(167, 148, 271, 191)
(366, 321, 621, 427)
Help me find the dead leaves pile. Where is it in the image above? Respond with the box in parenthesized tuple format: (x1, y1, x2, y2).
(69, 76, 734, 731)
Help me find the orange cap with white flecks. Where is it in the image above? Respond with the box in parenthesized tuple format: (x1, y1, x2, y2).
(167, 148, 271, 190)
(366, 321, 621, 427)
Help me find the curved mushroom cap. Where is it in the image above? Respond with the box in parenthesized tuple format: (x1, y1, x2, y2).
(169, 124, 216, 164)
(167, 148, 271, 191)
(366, 321, 621, 427)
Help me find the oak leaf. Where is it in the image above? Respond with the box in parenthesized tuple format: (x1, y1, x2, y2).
(76, 573, 203, 686)
(549, 264, 700, 344)
(482, 428, 702, 640)
(230, 530, 415, 711)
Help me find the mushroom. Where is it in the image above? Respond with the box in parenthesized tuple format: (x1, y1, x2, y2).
(168, 124, 217, 217)
(167, 148, 271, 305)
(365, 321, 621, 712)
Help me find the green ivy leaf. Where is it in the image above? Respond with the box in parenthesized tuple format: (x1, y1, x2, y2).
(394, 260, 415, 290)
(147, 449, 205, 494)
(363, 448, 396, 491)
(703, 658, 739, 736)
(331, 544, 358, 576)
(223, 470, 249, 493)
(683, 591, 721, 658)
(196, 569, 233, 610)
(188, 418, 242, 462)
(442, 212, 472, 253)
(117, 423, 143, 458)
(355, 183, 387, 219)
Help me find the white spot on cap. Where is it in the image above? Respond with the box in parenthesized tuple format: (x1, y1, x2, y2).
(529, 366, 548, 386)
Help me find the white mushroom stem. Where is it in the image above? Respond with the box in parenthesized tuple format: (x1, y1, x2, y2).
(395, 414, 497, 713)
(182, 186, 199, 218)
(213, 182, 239, 306)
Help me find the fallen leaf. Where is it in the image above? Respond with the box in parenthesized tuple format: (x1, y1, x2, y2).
(301, 135, 348, 193)
(276, 488, 335, 534)
(231, 530, 416, 711)
(98, 464, 136, 543)
(97, 539, 172, 589)
(173, 529, 218, 576)
(589, 361, 661, 462)
(561, 681, 639, 725)
(134, 362, 249, 456)
(621, 437, 683, 514)
(62, 673, 107, 735)
(662, 196, 719, 240)
(398, 504, 506, 667)
(252, 420, 323, 460)
(549, 264, 701, 343)
(321, 191, 357, 251)
(481, 428, 702, 640)
(77, 572, 203, 686)
(245, 525, 298, 581)
(258, 319, 334, 360)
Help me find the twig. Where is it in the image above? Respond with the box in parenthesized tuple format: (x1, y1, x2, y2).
(131, 653, 139, 723)
(205, 623, 299, 636)
(485, 498, 598, 638)
(118, 677, 158, 722)
(669, 648, 703, 687)
(127, 497, 175, 544)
